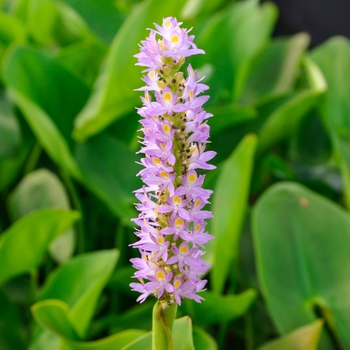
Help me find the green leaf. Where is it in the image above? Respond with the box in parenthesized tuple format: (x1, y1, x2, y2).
(208, 104, 257, 137)
(172, 317, 195, 350)
(72, 0, 187, 142)
(8, 169, 75, 263)
(252, 182, 350, 349)
(182, 289, 257, 327)
(52, 0, 124, 44)
(310, 37, 350, 209)
(0, 289, 26, 350)
(181, 0, 225, 19)
(55, 40, 107, 86)
(32, 299, 145, 350)
(257, 319, 323, 350)
(0, 11, 25, 62)
(26, 0, 57, 44)
(211, 134, 257, 293)
(38, 250, 118, 338)
(74, 134, 140, 225)
(5, 88, 83, 180)
(0, 91, 21, 157)
(0, 208, 79, 285)
(3, 46, 90, 179)
(239, 33, 310, 105)
(310, 36, 350, 132)
(195, 0, 277, 104)
(192, 327, 217, 350)
(257, 56, 327, 154)
(32, 300, 80, 341)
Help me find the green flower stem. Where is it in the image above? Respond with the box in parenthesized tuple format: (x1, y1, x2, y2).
(152, 300, 177, 350)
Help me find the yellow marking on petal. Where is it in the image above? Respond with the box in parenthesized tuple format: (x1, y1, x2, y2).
(173, 196, 181, 205)
(157, 236, 164, 244)
(160, 143, 166, 149)
(164, 20, 171, 28)
(156, 270, 165, 280)
(153, 157, 161, 165)
(195, 199, 201, 207)
(189, 89, 194, 99)
(174, 279, 181, 289)
(199, 144, 204, 152)
(150, 71, 155, 79)
(160, 171, 169, 178)
(153, 115, 158, 120)
(190, 145, 198, 156)
(180, 245, 188, 254)
(145, 93, 150, 102)
(195, 223, 201, 232)
(175, 218, 184, 227)
(154, 208, 159, 216)
(188, 173, 196, 183)
(164, 92, 172, 102)
(190, 67, 194, 77)
(163, 124, 171, 133)
(171, 34, 179, 43)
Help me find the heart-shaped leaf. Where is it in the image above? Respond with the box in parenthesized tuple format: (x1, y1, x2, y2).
(253, 182, 350, 349)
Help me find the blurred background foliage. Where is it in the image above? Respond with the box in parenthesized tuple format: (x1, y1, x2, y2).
(1, 0, 350, 349)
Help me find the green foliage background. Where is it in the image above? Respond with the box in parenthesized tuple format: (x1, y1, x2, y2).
(0, 0, 349, 349)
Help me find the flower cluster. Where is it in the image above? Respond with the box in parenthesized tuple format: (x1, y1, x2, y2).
(130, 17, 216, 306)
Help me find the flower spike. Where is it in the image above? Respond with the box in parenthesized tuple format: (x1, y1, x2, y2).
(131, 17, 216, 306)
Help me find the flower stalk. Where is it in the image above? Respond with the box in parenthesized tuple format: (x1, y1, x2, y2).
(130, 17, 216, 309)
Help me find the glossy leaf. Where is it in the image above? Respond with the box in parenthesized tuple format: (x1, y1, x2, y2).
(211, 134, 257, 293)
(172, 317, 195, 350)
(3, 46, 90, 179)
(0, 209, 79, 285)
(38, 250, 118, 338)
(182, 289, 257, 327)
(8, 169, 75, 263)
(26, 0, 57, 44)
(253, 182, 350, 349)
(55, 40, 107, 86)
(74, 134, 140, 225)
(192, 327, 217, 350)
(32, 299, 145, 350)
(257, 55, 327, 153)
(208, 104, 257, 137)
(257, 320, 323, 350)
(195, 0, 277, 104)
(72, 0, 187, 142)
(310, 36, 350, 132)
(53, 0, 124, 44)
(0, 11, 25, 62)
(239, 33, 310, 104)
(310, 37, 350, 209)
(0, 92, 21, 157)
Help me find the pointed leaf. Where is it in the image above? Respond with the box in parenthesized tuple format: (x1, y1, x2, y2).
(38, 250, 118, 338)
(74, 134, 140, 225)
(8, 169, 75, 263)
(239, 33, 310, 104)
(32, 299, 145, 349)
(73, 0, 187, 142)
(257, 320, 323, 350)
(182, 289, 256, 327)
(211, 134, 257, 293)
(0, 209, 79, 285)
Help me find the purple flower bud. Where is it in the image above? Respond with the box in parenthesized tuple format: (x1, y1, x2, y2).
(130, 17, 216, 305)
